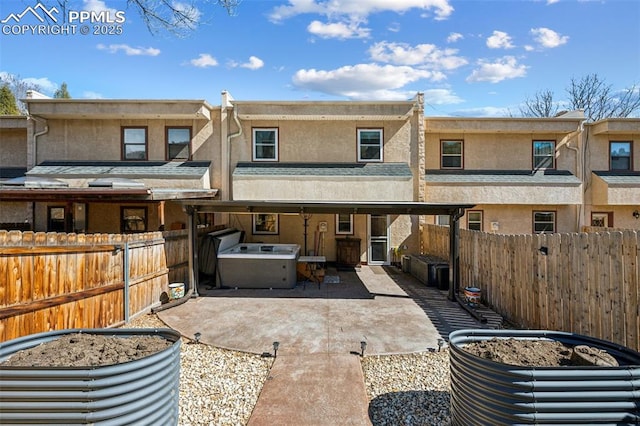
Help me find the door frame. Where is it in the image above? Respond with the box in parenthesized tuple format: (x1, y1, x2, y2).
(367, 214, 390, 265)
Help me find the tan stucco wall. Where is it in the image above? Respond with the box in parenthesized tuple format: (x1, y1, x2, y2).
(0, 202, 31, 224)
(424, 183, 582, 205)
(226, 212, 418, 263)
(425, 204, 579, 234)
(425, 132, 578, 172)
(233, 176, 413, 201)
(584, 205, 640, 230)
(0, 128, 28, 167)
(585, 130, 639, 172)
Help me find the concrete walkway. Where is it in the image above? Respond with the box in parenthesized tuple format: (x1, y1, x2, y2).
(157, 266, 500, 425)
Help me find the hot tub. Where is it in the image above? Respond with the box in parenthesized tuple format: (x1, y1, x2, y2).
(217, 243, 301, 289)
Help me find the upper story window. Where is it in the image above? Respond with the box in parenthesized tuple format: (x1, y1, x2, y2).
(122, 127, 148, 160)
(253, 128, 278, 161)
(441, 140, 463, 169)
(357, 129, 383, 162)
(533, 140, 555, 169)
(610, 141, 632, 171)
(166, 127, 191, 160)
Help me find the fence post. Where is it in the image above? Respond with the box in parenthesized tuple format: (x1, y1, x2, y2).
(123, 242, 129, 323)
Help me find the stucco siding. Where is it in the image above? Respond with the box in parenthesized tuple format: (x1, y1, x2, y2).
(424, 183, 582, 205)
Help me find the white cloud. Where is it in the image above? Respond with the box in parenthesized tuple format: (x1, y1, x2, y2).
(466, 56, 527, 83)
(21, 77, 57, 94)
(96, 44, 160, 56)
(447, 32, 463, 43)
(82, 0, 117, 15)
(190, 53, 218, 68)
(448, 105, 513, 117)
(307, 20, 370, 39)
(83, 91, 104, 99)
(387, 22, 401, 33)
(172, 1, 202, 29)
(546, 0, 560, 4)
(292, 63, 440, 100)
(269, 0, 454, 23)
(240, 56, 265, 70)
(423, 88, 464, 105)
(368, 41, 467, 70)
(530, 27, 568, 48)
(486, 30, 514, 49)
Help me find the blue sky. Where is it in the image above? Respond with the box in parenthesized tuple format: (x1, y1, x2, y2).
(1, 0, 639, 116)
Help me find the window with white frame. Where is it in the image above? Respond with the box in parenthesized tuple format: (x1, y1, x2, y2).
(533, 211, 555, 233)
(166, 127, 191, 160)
(122, 127, 147, 160)
(610, 141, 632, 171)
(533, 140, 555, 169)
(253, 128, 278, 161)
(357, 129, 383, 162)
(335, 214, 353, 234)
(253, 213, 278, 234)
(435, 215, 450, 226)
(441, 140, 463, 169)
(467, 211, 483, 231)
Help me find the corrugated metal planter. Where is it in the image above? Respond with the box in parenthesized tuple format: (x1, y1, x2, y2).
(0, 328, 181, 425)
(449, 329, 640, 425)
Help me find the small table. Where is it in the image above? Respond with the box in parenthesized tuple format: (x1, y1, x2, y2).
(297, 256, 326, 289)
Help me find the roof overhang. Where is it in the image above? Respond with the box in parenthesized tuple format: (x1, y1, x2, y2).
(0, 187, 218, 202)
(231, 100, 416, 121)
(178, 200, 474, 215)
(24, 99, 213, 120)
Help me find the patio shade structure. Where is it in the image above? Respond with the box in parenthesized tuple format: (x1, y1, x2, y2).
(178, 200, 474, 301)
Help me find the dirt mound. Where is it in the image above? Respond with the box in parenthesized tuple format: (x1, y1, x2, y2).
(2, 333, 173, 367)
(463, 338, 618, 367)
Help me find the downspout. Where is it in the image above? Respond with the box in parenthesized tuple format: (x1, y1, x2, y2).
(28, 115, 48, 170)
(558, 121, 585, 232)
(226, 102, 243, 201)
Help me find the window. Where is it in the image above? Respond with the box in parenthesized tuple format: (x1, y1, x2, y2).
(610, 141, 632, 170)
(48, 206, 66, 232)
(121, 207, 147, 233)
(166, 127, 191, 160)
(122, 127, 147, 160)
(441, 140, 463, 169)
(533, 211, 555, 233)
(253, 213, 278, 234)
(435, 215, 450, 226)
(533, 140, 555, 169)
(357, 129, 383, 162)
(591, 212, 613, 227)
(253, 128, 278, 161)
(335, 214, 353, 235)
(467, 211, 483, 231)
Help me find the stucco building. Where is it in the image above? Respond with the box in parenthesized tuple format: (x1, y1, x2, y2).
(1, 91, 638, 264)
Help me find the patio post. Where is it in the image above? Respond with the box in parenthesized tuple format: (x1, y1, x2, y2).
(448, 208, 464, 301)
(186, 206, 200, 298)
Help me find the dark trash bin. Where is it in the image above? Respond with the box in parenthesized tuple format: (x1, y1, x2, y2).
(428, 263, 449, 290)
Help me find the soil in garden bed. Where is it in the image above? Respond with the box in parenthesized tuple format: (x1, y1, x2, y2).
(463, 338, 619, 367)
(1, 333, 173, 367)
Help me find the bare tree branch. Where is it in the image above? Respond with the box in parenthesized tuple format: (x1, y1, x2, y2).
(519, 89, 559, 118)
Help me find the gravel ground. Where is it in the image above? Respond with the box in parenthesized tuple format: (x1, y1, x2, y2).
(361, 350, 451, 426)
(126, 313, 452, 426)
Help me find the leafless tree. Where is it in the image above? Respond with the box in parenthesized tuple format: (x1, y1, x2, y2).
(0, 73, 42, 114)
(519, 74, 640, 121)
(519, 89, 559, 118)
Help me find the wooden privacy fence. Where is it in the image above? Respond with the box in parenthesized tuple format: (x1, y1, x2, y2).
(422, 225, 640, 352)
(0, 231, 171, 343)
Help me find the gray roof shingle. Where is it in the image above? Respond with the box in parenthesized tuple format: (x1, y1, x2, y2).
(26, 161, 211, 179)
(593, 171, 640, 185)
(424, 169, 581, 185)
(233, 162, 412, 178)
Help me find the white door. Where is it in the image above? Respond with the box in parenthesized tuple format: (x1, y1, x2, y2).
(368, 214, 389, 265)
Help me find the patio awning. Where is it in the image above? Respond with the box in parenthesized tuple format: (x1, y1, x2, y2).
(178, 200, 475, 216)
